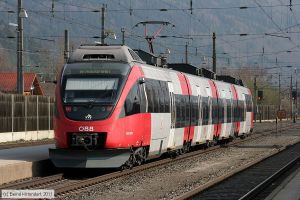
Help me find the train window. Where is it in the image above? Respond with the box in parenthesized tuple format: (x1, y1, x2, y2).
(236, 100, 239, 122)
(179, 96, 183, 127)
(245, 94, 253, 112)
(241, 100, 246, 121)
(247, 95, 251, 112)
(237, 100, 245, 121)
(250, 97, 253, 112)
(191, 97, 195, 125)
(163, 82, 170, 113)
(153, 81, 160, 113)
(185, 96, 188, 126)
(145, 79, 170, 113)
(238, 100, 241, 121)
(194, 96, 199, 126)
(158, 81, 165, 113)
(190, 96, 196, 126)
(202, 97, 209, 125)
(145, 79, 154, 113)
(233, 100, 237, 122)
(227, 99, 232, 123)
(139, 83, 147, 113)
(212, 98, 218, 124)
(185, 96, 190, 127)
(219, 99, 224, 123)
(196, 97, 200, 126)
(124, 83, 140, 116)
(175, 95, 181, 127)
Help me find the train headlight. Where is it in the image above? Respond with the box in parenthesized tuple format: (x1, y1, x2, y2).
(83, 137, 91, 145)
(71, 133, 99, 147)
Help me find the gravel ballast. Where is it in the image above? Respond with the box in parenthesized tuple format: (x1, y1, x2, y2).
(60, 121, 300, 200)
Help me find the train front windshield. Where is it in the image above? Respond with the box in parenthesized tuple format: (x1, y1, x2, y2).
(60, 62, 130, 120)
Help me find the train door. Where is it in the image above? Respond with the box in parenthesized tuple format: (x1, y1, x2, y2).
(194, 86, 205, 144)
(237, 93, 246, 136)
(242, 93, 249, 134)
(167, 82, 176, 149)
(205, 87, 214, 142)
(228, 97, 234, 137)
(220, 90, 227, 138)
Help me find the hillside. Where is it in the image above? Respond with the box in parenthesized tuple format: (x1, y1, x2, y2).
(0, 0, 298, 77)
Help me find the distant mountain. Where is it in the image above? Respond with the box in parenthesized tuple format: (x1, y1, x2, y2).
(0, 0, 298, 76)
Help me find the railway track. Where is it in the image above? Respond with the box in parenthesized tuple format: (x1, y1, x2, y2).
(0, 139, 54, 150)
(176, 126, 300, 200)
(239, 153, 300, 200)
(0, 123, 297, 199)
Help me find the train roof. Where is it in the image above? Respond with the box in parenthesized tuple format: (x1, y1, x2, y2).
(216, 75, 244, 86)
(68, 44, 245, 87)
(68, 44, 145, 64)
(167, 63, 216, 80)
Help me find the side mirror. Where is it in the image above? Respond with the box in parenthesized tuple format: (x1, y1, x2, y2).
(139, 78, 145, 84)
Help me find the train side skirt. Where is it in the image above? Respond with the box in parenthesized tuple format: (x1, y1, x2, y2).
(49, 148, 131, 168)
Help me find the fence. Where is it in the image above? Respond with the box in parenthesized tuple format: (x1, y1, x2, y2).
(0, 93, 297, 132)
(254, 104, 299, 121)
(0, 93, 55, 133)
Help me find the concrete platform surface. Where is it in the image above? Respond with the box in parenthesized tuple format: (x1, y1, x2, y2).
(266, 166, 300, 200)
(0, 144, 54, 185)
(0, 130, 54, 143)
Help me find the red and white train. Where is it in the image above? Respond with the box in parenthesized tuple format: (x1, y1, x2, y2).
(49, 45, 254, 168)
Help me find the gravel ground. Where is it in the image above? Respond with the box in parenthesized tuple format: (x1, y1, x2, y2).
(60, 121, 299, 200)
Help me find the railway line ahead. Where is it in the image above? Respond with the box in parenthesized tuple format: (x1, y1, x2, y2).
(177, 125, 300, 200)
(0, 122, 298, 200)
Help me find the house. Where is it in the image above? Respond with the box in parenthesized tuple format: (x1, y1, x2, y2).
(0, 72, 43, 95)
(39, 81, 56, 97)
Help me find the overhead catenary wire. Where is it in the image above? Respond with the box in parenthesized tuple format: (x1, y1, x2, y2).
(0, 0, 299, 70)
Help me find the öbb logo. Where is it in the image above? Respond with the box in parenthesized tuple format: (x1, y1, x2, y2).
(78, 126, 94, 132)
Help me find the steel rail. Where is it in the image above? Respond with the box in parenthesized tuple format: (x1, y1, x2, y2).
(239, 154, 300, 200)
(0, 139, 54, 150)
(52, 123, 298, 197)
(0, 123, 296, 198)
(0, 174, 64, 190)
(175, 124, 300, 200)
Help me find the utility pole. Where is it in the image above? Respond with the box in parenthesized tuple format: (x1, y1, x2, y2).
(64, 29, 69, 63)
(278, 73, 281, 110)
(254, 77, 257, 122)
(17, 0, 24, 94)
(212, 32, 216, 74)
(185, 42, 188, 64)
(290, 75, 293, 119)
(101, 4, 106, 44)
(121, 28, 125, 45)
(296, 79, 298, 120)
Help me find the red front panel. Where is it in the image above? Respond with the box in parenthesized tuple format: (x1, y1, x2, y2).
(54, 65, 151, 149)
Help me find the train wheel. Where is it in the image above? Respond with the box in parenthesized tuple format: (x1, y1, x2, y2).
(123, 147, 147, 169)
(182, 141, 191, 153)
(134, 147, 147, 165)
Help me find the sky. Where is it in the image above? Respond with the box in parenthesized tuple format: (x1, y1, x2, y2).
(0, 0, 299, 86)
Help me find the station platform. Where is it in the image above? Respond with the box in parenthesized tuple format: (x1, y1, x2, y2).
(266, 165, 300, 200)
(0, 144, 54, 185)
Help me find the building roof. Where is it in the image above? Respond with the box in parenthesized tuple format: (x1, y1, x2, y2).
(39, 82, 56, 97)
(0, 72, 43, 95)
